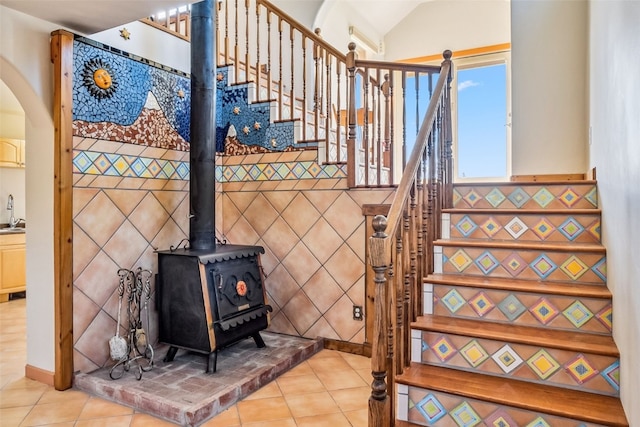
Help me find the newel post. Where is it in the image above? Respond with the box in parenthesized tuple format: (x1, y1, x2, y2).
(368, 215, 391, 427)
(346, 42, 357, 187)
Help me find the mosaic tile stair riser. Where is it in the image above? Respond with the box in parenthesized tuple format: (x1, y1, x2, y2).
(396, 182, 626, 426)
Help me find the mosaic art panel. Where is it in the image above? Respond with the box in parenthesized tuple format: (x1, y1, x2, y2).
(453, 184, 598, 210)
(418, 331, 620, 395)
(433, 285, 613, 334)
(402, 385, 605, 427)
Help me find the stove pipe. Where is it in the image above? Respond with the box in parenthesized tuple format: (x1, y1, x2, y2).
(189, 0, 216, 251)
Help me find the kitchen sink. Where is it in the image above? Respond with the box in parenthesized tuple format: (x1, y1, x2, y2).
(0, 227, 25, 234)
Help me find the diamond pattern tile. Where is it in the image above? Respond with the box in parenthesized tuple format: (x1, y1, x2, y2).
(602, 360, 620, 391)
(455, 215, 478, 237)
(559, 188, 581, 207)
(560, 255, 589, 280)
(527, 417, 552, 427)
(415, 394, 447, 423)
(485, 188, 506, 208)
(532, 187, 554, 208)
(507, 187, 531, 208)
(527, 349, 560, 380)
(463, 189, 482, 207)
(504, 217, 528, 239)
(563, 301, 594, 328)
(475, 251, 500, 275)
(587, 219, 601, 241)
(531, 218, 555, 240)
(450, 249, 473, 272)
(564, 354, 599, 384)
(460, 340, 489, 368)
(558, 217, 585, 241)
(442, 289, 466, 313)
(450, 401, 481, 427)
(584, 186, 598, 207)
(497, 294, 526, 321)
(480, 217, 501, 238)
(491, 344, 524, 374)
(468, 292, 495, 317)
(529, 254, 558, 279)
(485, 409, 518, 427)
(595, 305, 613, 331)
(502, 252, 528, 277)
(592, 257, 607, 282)
(431, 335, 458, 362)
(529, 298, 560, 325)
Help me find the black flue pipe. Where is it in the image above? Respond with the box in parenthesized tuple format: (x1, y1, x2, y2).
(189, 0, 217, 250)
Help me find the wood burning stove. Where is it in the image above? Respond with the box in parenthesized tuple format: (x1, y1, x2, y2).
(156, 1, 272, 373)
(157, 245, 272, 372)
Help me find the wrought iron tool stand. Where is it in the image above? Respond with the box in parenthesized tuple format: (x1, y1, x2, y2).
(110, 267, 154, 380)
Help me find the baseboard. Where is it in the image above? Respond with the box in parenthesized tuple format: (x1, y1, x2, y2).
(25, 364, 55, 386)
(323, 338, 371, 357)
(510, 173, 586, 182)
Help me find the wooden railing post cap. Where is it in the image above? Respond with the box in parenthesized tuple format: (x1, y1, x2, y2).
(348, 42, 357, 52)
(443, 50, 453, 60)
(372, 215, 388, 236)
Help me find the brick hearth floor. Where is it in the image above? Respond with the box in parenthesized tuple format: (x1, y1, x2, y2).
(0, 297, 370, 426)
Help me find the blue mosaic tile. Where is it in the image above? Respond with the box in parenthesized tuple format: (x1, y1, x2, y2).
(415, 394, 447, 423)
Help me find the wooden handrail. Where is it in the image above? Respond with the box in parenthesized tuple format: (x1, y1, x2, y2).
(367, 50, 453, 427)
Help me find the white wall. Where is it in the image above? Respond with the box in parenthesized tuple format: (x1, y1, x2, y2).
(0, 81, 26, 224)
(1, 6, 58, 373)
(589, 1, 640, 425)
(384, 0, 510, 61)
(511, 0, 588, 176)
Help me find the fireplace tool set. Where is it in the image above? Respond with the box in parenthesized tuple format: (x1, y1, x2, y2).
(109, 267, 154, 380)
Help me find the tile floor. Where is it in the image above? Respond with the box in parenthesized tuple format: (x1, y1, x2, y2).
(0, 297, 370, 426)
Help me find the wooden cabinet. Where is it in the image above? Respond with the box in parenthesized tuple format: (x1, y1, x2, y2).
(0, 233, 26, 302)
(0, 138, 26, 167)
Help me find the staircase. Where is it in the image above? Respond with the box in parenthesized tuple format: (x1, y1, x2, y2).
(395, 181, 628, 426)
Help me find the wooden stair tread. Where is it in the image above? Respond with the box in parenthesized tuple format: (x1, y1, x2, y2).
(434, 238, 606, 253)
(454, 180, 597, 187)
(396, 363, 628, 426)
(444, 208, 601, 215)
(413, 315, 619, 357)
(425, 273, 611, 298)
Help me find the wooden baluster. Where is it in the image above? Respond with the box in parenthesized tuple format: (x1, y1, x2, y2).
(369, 216, 390, 427)
(382, 74, 390, 172)
(255, 2, 261, 101)
(266, 11, 272, 100)
(325, 49, 331, 145)
(224, 0, 229, 65)
(415, 157, 424, 325)
(302, 34, 307, 141)
(215, 1, 221, 63)
(388, 72, 395, 185)
(346, 43, 357, 188)
(363, 67, 370, 186)
(335, 60, 342, 164)
(415, 71, 420, 138)
(443, 51, 454, 209)
(401, 71, 407, 167)
(290, 25, 295, 121)
(245, 0, 250, 81)
(278, 16, 283, 121)
(313, 28, 322, 145)
(324, 54, 333, 159)
(234, 0, 239, 78)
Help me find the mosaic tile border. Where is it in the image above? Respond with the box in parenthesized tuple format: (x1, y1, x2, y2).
(453, 184, 598, 210)
(73, 149, 347, 182)
(399, 384, 605, 427)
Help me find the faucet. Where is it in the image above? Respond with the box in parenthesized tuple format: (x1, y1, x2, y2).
(6, 194, 21, 228)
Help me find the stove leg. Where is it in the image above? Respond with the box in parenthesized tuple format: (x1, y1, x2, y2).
(163, 346, 178, 362)
(207, 351, 217, 373)
(252, 332, 266, 348)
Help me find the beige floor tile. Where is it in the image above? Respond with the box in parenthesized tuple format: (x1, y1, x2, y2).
(328, 386, 371, 412)
(0, 405, 31, 427)
(19, 400, 86, 426)
(278, 361, 314, 378)
(307, 355, 353, 374)
(242, 380, 282, 401)
(343, 408, 368, 427)
(130, 413, 178, 426)
(0, 388, 46, 408)
(339, 352, 370, 370)
(77, 396, 134, 419)
(202, 405, 240, 426)
(277, 374, 325, 396)
(237, 396, 292, 423)
(37, 388, 90, 406)
(74, 415, 133, 427)
(315, 369, 368, 391)
(284, 391, 341, 418)
(241, 419, 297, 427)
(295, 411, 353, 427)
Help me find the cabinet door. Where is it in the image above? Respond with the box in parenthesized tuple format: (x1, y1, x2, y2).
(0, 138, 25, 167)
(0, 247, 26, 289)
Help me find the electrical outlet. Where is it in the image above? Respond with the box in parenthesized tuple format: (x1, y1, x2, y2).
(353, 305, 363, 321)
